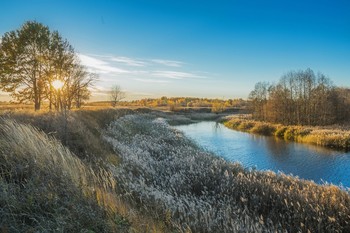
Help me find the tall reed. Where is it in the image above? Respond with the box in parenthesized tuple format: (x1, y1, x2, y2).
(105, 114, 350, 232)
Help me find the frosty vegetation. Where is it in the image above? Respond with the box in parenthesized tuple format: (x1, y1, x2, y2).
(0, 119, 116, 232)
(104, 114, 350, 233)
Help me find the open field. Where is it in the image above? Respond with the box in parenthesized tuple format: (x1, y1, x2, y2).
(1, 109, 349, 232)
(223, 115, 350, 150)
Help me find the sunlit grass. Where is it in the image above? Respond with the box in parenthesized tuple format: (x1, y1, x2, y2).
(104, 114, 350, 232)
(0, 119, 118, 232)
(224, 117, 350, 150)
(2, 108, 350, 232)
(0, 109, 179, 232)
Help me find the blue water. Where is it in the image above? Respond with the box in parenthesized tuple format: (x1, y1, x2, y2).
(175, 121, 350, 188)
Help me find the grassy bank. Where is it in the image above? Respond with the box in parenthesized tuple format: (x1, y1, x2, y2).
(104, 114, 350, 232)
(0, 118, 119, 232)
(223, 116, 350, 150)
(0, 108, 174, 232)
(1, 109, 350, 232)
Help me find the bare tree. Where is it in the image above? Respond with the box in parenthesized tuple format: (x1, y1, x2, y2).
(110, 85, 125, 107)
(250, 69, 349, 126)
(248, 82, 270, 121)
(63, 64, 97, 109)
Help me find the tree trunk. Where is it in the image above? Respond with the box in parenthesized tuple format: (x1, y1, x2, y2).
(34, 96, 40, 111)
(33, 79, 40, 111)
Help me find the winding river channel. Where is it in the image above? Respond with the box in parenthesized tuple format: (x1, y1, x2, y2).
(175, 121, 350, 188)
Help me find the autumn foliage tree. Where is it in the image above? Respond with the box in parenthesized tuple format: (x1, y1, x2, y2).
(249, 69, 350, 125)
(0, 21, 95, 110)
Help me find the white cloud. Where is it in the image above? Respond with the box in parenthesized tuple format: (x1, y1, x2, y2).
(151, 59, 184, 67)
(110, 56, 147, 67)
(90, 85, 111, 95)
(77, 53, 209, 100)
(79, 54, 188, 70)
(78, 54, 130, 74)
(134, 78, 170, 83)
(152, 71, 204, 79)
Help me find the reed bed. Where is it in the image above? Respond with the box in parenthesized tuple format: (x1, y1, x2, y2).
(224, 117, 350, 150)
(104, 114, 350, 233)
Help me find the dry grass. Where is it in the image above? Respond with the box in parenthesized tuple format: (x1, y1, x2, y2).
(2, 108, 350, 232)
(0, 109, 178, 233)
(224, 117, 350, 150)
(0, 119, 120, 232)
(104, 114, 350, 232)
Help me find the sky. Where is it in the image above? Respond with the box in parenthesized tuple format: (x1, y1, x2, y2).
(0, 0, 349, 101)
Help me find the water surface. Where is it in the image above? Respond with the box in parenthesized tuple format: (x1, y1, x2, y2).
(175, 121, 350, 188)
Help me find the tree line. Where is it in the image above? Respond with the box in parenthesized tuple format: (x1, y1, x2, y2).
(121, 96, 248, 109)
(249, 68, 350, 125)
(0, 21, 95, 111)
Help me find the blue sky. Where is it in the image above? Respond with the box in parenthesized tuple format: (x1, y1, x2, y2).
(0, 0, 349, 101)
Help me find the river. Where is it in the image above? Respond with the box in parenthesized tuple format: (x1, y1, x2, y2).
(174, 121, 350, 188)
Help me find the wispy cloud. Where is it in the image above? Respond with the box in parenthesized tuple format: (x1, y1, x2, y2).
(110, 56, 147, 67)
(81, 54, 187, 69)
(152, 71, 204, 79)
(78, 54, 129, 74)
(90, 85, 111, 95)
(78, 54, 205, 80)
(151, 59, 184, 67)
(134, 78, 170, 83)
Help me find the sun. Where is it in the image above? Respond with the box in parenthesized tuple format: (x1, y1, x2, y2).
(52, 80, 64, 90)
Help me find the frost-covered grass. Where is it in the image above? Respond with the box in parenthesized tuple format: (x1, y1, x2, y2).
(224, 117, 350, 150)
(104, 114, 350, 233)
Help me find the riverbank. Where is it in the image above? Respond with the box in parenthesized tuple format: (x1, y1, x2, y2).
(0, 109, 175, 232)
(105, 113, 350, 232)
(223, 116, 350, 150)
(1, 109, 349, 232)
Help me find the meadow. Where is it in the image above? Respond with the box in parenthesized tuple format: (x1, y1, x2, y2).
(0, 109, 349, 232)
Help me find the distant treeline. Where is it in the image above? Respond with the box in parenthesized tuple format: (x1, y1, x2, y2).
(249, 68, 350, 125)
(120, 97, 248, 110)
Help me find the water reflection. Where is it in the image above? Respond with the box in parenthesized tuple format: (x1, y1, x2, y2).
(212, 122, 222, 134)
(175, 121, 350, 188)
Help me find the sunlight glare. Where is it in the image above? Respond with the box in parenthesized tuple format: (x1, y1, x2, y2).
(52, 80, 64, 90)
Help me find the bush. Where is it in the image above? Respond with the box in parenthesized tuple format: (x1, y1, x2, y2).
(224, 118, 242, 129)
(237, 121, 255, 131)
(211, 102, 225, 113)
(274, 126, 287, 138)
(284, 127, 296, 141)
(250, 122, 276, 136)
